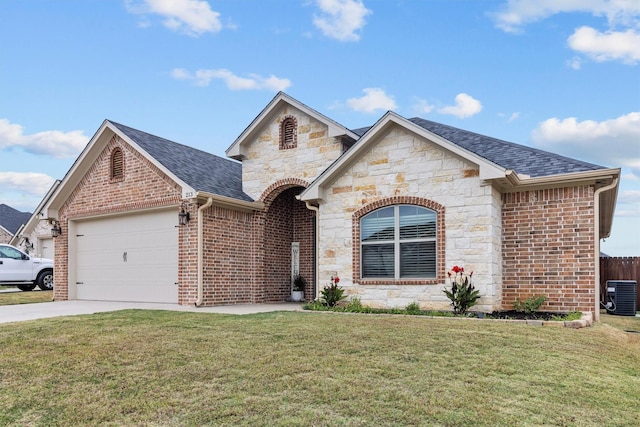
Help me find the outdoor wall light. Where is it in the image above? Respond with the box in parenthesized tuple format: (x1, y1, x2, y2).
(51, 221, 62, 238)
(178, 204, 190, 226)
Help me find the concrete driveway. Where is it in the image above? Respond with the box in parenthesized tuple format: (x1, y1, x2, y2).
(0, 300, 304, 324)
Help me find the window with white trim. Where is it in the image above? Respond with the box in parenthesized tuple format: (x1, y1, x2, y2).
(360, 205, 436, 279)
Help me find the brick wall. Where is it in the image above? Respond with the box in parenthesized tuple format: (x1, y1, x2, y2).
(502, 186, 595, 313)
(53, 135, 182, 301)
(257, 184, 315, 302)
(199, 205, 255, 305)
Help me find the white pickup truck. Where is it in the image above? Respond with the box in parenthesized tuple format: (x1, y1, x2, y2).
(0, 243, 54, 291)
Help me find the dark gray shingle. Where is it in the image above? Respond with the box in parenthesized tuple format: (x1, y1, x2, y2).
(109, 121, 253, 202)
(0, 204, 31, 235)
(351, 118, 605, 178)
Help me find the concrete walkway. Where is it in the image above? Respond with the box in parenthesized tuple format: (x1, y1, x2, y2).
(0, 300, 304, 324)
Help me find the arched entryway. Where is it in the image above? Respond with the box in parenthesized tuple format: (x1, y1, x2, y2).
(259, 180, 315, 302)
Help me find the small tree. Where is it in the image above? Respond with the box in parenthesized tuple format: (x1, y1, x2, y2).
(443, 266, 480, 315)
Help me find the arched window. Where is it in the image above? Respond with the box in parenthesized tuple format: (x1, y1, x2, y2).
(110, 147, 124, 180)
(360, 205, 437, 279)
(279, 116, 297, 150)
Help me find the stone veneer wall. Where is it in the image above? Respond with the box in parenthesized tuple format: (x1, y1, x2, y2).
(241, 106, 344, 200)
(502, 186, 595, 313)
(53, 135, 182, 302)
(0, 228, 12, 244)
(319, 126, 503, 311)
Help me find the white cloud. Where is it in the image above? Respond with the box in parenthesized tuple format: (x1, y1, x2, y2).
(531, 112, 640, 171)
(313, 0, 371, 41)
(125, 0, 222, 36)
(0, 119, 88, 158)
(491, 0, 640, 33)
(0, 172, 56, 197)
(346, 88, 397, 113)
(437, 93, 483, 119)
(171, 68, 291, 91)
(568, 26, 640, 64)
(414, 99, 435, 114)
(491, 1, 640, 65)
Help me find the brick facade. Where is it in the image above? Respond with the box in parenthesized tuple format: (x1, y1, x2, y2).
(47, 99, 607, 316)
(502, 186, 596, 313)
(53, 135, 182, 301)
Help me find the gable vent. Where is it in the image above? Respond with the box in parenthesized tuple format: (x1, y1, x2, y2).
(279, 116, 297, 150)
(110, 147, 124, 180)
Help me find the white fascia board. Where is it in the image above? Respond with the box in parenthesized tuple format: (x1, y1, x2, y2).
(44, 120, 113, 219)
(300, 112, 506, 202)
(226, 92, 358, 160)
(44, 121, 196, 220)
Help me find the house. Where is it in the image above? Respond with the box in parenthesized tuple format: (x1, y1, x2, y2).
(0, 204, 31, 245)
(44, 92, 620, 319)
(9, 181, 60, 258)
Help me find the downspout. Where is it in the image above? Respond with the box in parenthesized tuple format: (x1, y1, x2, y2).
(304, 201, 320, 300)
(593, 178, 618, 321)
(195, 197, 214, 307)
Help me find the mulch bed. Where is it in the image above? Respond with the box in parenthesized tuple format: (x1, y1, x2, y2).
(485, 310, 560, 321)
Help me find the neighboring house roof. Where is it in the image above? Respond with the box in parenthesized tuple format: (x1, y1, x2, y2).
(110, 121, 253, 202)
(9, 180, 62, 246)
(0, 204, 32, 236)
(352, 118, 605, 178)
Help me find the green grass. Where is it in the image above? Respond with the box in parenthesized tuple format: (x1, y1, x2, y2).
(0, 289, 52, 305)
(1, 309, 639, 426)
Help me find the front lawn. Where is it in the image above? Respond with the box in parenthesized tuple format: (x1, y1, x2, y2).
(0, 289, 52, 305)
(0, 310, 639, 426)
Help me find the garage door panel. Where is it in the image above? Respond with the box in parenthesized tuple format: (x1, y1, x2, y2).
(75, 209, 178, 303)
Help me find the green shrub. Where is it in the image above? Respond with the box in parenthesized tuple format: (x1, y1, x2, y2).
(321, 276, 346, 307)
(345, 297, 363, 312)
(513, 295, 546, 313)
(443, 267, 480, 315)
(405, 301, 421, 315)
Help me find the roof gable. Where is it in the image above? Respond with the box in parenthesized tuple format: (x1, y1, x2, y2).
(46, 120, 253, 218)
(110, 122, 252, 202)
(226, 92, 358, 160)
(301, 112, 506, 201)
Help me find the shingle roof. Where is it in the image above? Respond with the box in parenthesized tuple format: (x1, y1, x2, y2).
(0, 204, 31, 235)
(352, 118, 605, 178)
(109, 121, 253, 202)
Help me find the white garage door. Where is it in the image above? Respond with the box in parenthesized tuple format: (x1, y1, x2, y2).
(39, 237, 54, 259)
(75, 209, 178, 303)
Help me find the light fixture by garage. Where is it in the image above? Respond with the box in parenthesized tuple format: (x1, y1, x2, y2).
(178, 202, 190, 226)
(51, 221, 62, 238)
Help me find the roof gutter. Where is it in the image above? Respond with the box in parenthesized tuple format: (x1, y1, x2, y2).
(195, 197, 214, 307)
(593, 177, 619, 322)
(303, 201, 320, 300)
(195, 191, 264, 212)
(502, 168, 620, 191)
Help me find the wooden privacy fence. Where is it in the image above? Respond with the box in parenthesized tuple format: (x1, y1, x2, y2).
(600, 257, 640, 307)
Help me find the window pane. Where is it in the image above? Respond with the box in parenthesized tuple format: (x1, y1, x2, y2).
(400, 241, 436, 278)
(362, 244, 394, 278)
(361, 207, 395, 241)
(399, 205, 436, 239)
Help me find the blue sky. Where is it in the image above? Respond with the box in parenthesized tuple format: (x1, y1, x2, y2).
(1, 0, 639, 255)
